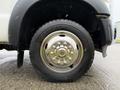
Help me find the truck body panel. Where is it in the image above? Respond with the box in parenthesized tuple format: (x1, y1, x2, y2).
(0, 0, 17, 43)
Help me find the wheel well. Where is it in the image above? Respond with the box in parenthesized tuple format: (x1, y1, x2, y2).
(19, 1, 103, 50)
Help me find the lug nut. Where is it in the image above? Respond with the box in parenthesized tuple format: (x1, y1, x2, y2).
(68, 57, 72, 60)
(56, 46, 60, 49)
(57, 42, 61, 45)
(50, 52, 54, 54)
(63, 42, 67, 45)
(52, 45, 56, 48)
(64, 60, 67, 64)
(57, 60, 61, 64)
(60, 45, 64, 48)
(52, 57, 56, 60)
(71, 52, 74, 54)
(69, 45, 72, 48)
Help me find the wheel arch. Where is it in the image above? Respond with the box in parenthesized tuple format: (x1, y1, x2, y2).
(9, 0, 39, 47)
(9, 0, 110, 50)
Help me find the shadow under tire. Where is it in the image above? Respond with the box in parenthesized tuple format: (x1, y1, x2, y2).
(30, 19, 94, 82)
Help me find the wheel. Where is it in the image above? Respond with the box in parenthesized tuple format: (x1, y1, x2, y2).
(30, 19, 94, 82)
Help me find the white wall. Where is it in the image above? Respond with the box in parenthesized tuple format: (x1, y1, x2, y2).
(110, 0, 120, 38)
(111, 0, 120, 24)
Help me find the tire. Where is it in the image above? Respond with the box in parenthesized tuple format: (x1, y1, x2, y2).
(30, 19, 94, 82)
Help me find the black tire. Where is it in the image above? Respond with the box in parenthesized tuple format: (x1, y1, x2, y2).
(30, 19, 94, 82)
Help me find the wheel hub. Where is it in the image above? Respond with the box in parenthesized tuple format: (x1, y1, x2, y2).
(57, 48, 67, 57)
(40, 30, 84, 73)
(48, 41, 76, 67)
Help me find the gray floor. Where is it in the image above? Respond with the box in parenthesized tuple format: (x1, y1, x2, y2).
(0, 44, 120, 90)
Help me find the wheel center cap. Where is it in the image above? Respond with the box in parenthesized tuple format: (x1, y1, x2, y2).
(57, 48, 67, 57)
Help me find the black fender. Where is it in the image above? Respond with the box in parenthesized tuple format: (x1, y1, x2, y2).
(9, 0, 110, 47)
(9, 0, 39, 46)
(84, 0, 110, 15)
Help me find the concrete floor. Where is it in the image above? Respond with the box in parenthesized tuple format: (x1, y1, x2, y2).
(0, 44, 120, 90)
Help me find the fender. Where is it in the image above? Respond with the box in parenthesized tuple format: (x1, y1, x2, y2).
(9, 0, 39, 46)
(84, 0, 110, 15)
(9, 0, 110, 47)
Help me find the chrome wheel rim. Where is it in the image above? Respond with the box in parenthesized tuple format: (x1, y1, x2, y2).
(40, 30, 84, 73)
